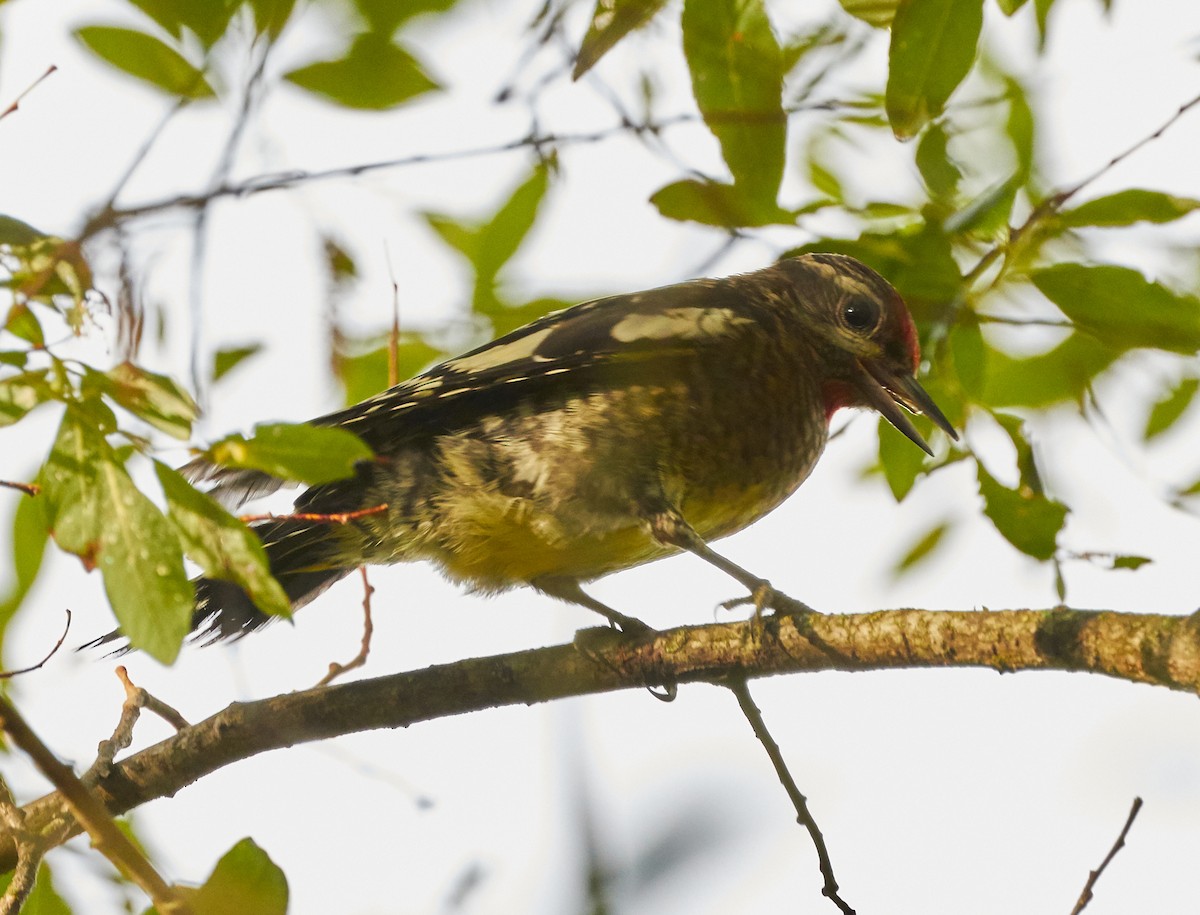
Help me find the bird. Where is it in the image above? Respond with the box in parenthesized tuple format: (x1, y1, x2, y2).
(171, 253, 957, 643)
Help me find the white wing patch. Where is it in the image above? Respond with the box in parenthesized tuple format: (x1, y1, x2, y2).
(442, 327, 555, 373)
(609, 307, 752, 343)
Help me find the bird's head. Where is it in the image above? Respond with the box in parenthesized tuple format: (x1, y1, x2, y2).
(779, 253, 957, 455)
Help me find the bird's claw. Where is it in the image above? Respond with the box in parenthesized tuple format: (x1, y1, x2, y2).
(719, 582, 816, 620)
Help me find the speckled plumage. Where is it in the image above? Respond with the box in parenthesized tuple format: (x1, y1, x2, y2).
(178, 254, 955, 641)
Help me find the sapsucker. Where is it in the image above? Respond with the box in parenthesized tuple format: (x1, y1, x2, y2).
(176, 253, 956, 641)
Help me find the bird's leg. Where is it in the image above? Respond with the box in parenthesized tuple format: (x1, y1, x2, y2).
(646, 508, 815, 620)
(533, 576, 655, 635)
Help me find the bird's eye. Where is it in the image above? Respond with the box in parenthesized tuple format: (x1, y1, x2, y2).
(841, 298, 880, 334)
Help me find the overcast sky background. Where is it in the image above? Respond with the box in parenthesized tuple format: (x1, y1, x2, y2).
(2, 0, 1200, 913)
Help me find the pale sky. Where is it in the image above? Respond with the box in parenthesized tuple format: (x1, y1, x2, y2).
(2, 1, 1200, 913)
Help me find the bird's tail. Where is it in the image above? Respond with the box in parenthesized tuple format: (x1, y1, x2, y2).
(85, 518, 355, 652)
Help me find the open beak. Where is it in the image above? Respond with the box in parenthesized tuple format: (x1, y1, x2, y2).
(858, 359, 958, 456)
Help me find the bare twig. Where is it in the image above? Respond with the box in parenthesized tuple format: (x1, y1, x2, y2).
(0, 609, 71, 680)
(0, 480, 40, 497)
(0, 608, 1196, 877)
(1069, 797, 1143, 915)
(88, 666, 190, 788)
(0, 776, 40, 915)
(0, 64, 57, 122)
(238, 503, 388, 525)
(964, 89, 1200, 289)
(317, 567, 376, 687)
(385, 246, 401, 388)
(0, 694, 189, 913)
(726, 676, 853, 914)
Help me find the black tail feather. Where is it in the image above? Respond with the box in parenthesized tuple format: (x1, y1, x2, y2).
(82, 518, 355, 653)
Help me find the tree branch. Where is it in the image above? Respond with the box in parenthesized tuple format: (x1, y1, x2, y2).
(1, 606, 1197, 873)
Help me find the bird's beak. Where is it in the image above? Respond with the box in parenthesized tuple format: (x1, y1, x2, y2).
(858, 358, 958, 456)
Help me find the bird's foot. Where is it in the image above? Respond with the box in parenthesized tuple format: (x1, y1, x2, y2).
(719, 582, 817, 621)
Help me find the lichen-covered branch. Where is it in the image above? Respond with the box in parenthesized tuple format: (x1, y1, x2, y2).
(2, 606, 1197, 872)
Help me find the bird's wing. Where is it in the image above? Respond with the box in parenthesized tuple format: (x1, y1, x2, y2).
(184, 277, 759, 506)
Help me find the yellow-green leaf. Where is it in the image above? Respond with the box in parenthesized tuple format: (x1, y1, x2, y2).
(681, 0, 785, 206)
(75, 26, 215, 98)
(205, 423, 373, 485)
(155, 462, 291, 619)
(574, 0, 669, 79)
(886, 0, 983, 139)
(1032, 263, 1200, 355)
(285, 33, 438, 110)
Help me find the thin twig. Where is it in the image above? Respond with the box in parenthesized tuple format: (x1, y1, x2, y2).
(317, 567, 376, 687)
(1069, 797, 1143, 915)
(88, 666, 190, 786)
(0, 694, 190, 914)
(84, 99, 852, 233)
(964, 89, 1200, 289)
(0, 64, 57, 122)
(726, 675, 854, 914)
(238, 503, 388, 525)
(0, 775, 40, 915)
(0, 480, 40, 497)
(384, 243, 401, 388)
(0, 609, 71, 679)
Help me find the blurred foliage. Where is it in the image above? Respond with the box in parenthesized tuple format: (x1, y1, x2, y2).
(146, 838, 288, 915)
(0, 0, 1197, 906)
(0, 0, 1196, 707)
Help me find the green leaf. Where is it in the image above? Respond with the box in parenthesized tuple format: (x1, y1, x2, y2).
(1058, 189, 1200, 228)
(994, 0, 1029, 12)
(915, 122, 961, 200)
(336, 333, 445, 405)
(129, 0, 238, 47)
(285, 32, 438, 110)
(75, 26, 215, 98)
(808, 159, 843, 201)
(990, 413, 1044, 493)
(87, 362, 198, 439)
(878, 412, 933, 500)
(155, 462, 290, 619)
(1111, 554, 1151, 571)
(249, 0, 297, 39)
(893, 520, 949, 575)
(681, 0, 786, 206)
(651, 178, 795, 227)
(422, 212, 477, 261)
(885, 0, 984, 139)
(94, 457, 192, 663)
(39, 408, 191, 662)
(979, 333, 1120, 408)
(944, 173, 1017, 237)
(0, 861, 72, 915)
(574, 0, 669, 79)
(39, 408, 105, 565)
(1005, 78, 1034, 185)
(1032, 263, 1200, 355)
(977, 461, 1066, 560)
(1143, 377, 1199, 440)
(0, 214, 47, 246)
(4, 302, 45, 346)
(206, 423, 373, 485)
(948, 318, 985, 397)
(0, 370, 52, 426)
(213, 344, 263, 382)
(174, 839, 289, 915)
(0, 482, 50, 659)
(474, 163, 550, 287)
(354, 0, 458, 35)
(838, 0, 900, 26)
